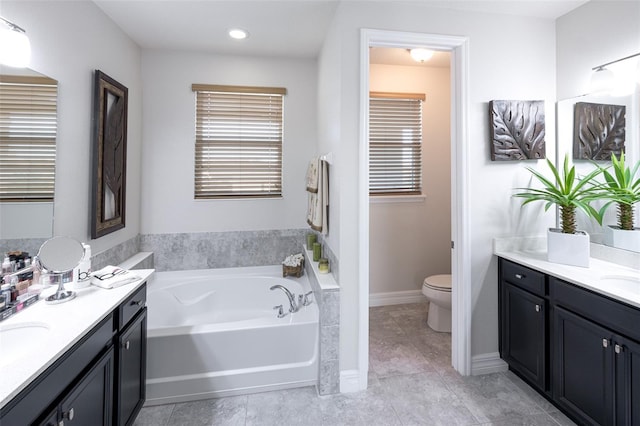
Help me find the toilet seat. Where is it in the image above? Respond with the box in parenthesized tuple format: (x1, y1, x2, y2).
(423, 274, 451, 292)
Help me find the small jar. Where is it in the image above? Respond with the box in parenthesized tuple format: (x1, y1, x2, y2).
(318, 258, 330, 274)
(306, 233, 317, 250)
(312, 242, 322, 262)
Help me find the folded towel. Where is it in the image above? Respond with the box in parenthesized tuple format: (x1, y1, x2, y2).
(306, 157, 320, 193)
(91, 265, 141, 289)
(307, 159, 329, 234)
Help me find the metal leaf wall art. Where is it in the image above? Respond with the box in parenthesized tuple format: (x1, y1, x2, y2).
(573, 102, 625, 160)
(490, 100, 545, 161)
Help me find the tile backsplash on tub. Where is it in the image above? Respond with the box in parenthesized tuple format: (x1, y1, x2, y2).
(140, 229, 308, 272)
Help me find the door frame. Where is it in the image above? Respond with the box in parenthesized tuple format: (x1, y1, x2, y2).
(358, 29, 471, 387)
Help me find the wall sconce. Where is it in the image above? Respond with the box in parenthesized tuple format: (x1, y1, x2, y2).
(409, 48, 434, 63)
(589, 52, 640, 95)
(0, 16, 31, 68)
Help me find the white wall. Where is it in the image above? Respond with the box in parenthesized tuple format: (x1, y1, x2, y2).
(556, 1, 640, 100)
(2, 1, 143, 255)
(369, 63, 451, 296)
(140, 51, 317, 234)
(318, 1, 557, 374)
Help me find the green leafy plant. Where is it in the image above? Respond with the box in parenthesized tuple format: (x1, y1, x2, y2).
(597, 152, 640, 230)
(514, 155, 604, 234)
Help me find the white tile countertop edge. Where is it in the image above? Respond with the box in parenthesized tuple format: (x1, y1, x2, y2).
(493, 242, 640, 308)
(0, 269, 154, 408)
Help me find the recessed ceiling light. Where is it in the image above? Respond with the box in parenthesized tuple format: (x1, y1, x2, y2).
(228, 28, 248, 40)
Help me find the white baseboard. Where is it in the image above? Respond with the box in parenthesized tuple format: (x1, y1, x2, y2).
(471, 352, 508, 375)
(369, 290, 426, 307)
(340, 369, 363, 393)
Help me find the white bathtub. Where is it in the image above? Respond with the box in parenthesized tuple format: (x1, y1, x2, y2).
(145, 265, 319, 405)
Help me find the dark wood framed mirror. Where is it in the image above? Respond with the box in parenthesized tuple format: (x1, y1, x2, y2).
(91, 70, 127, 238)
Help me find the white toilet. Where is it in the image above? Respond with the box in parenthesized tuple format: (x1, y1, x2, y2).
(422, 274, 452, 332)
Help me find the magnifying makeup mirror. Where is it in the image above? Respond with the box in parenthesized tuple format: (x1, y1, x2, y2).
(36, 236, 85, 304)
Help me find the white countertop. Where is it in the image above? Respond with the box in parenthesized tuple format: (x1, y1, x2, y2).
(494, 248, 640, 308)
(0, 269, 154, 409)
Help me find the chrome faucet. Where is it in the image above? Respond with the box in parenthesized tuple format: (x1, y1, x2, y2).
(270, 284, 299, 313)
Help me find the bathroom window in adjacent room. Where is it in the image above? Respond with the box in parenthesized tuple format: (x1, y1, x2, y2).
(192, 84, 286, 199)
(369, 92, 424, 196)
(0, 75, 57, 201)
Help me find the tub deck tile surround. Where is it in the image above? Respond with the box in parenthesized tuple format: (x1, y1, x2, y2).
(304, 243, 340, 395)
(140, 229, 308, 271)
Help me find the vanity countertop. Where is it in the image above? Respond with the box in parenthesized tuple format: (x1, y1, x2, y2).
(494, 249, 640, 308)
(0, 269, 154, 409)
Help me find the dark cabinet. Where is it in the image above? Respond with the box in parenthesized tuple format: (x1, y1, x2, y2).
(501, 282, 547, 391)
(499, 258, 640, 426)
(115, 307, 147, 426)
(499, 259, 547, 393)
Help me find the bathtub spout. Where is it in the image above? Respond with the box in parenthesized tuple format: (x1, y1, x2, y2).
(270, 285, 299, 313)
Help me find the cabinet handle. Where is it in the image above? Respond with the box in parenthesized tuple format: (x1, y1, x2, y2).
(602, 339, 609, 348)
(63, 408, 74, 421)
(515, 274, 525, 279)
(130, 300, 142, 306)
(615, 344, 622, 354)
(535, 304, 541, 312)
(123, 340, 130, 350)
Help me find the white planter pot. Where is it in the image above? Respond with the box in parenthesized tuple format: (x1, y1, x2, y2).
(547, 228, 590, 268)
(603, 225, 640, 253)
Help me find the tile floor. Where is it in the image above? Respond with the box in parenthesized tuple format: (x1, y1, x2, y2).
(134, 303, 578, 426)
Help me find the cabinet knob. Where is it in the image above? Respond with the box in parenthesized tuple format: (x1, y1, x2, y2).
(515, 274, 525, 279)
(63, 408, 74, 421)
(123, 341, 130, 350)
(615, 344, 622, 354)
(602, 339, 609, 348)
(535, 304, 541, 312)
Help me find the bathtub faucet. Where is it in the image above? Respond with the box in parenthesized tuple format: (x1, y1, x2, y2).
(270, 285, 299, 313)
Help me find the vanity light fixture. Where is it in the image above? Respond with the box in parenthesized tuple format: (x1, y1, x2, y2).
(228, 28, 249, 40)
(589, 51, 640, 94)
(0, 16, 30, 68)
(409, 48, 434, 63)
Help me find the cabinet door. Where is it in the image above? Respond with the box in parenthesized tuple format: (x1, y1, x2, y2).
(501, 282, 547, 391)
(116, 308, 147, 426)
(615, 336, 640, 426)
(59, 347, 114, 426)
(554, 306, 614, 426)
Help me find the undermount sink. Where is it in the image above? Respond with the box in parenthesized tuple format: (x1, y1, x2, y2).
(0, 322, 50, 366)
(600, 275, 640, 293)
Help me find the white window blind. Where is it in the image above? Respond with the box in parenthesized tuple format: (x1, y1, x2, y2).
(369, 92, 424, 195)
(192, 84, 286, 199)
(0, 75, 57, 201)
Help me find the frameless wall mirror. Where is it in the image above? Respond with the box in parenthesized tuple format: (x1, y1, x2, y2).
(556, 86, 639, 252)
(0, 66, 58, 255)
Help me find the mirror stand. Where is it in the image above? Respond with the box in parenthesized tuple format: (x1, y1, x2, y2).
(44, 270, 76, 304)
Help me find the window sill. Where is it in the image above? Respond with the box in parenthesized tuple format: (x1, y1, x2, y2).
(369, 195, 426, 204)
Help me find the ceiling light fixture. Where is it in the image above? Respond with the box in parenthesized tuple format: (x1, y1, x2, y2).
(0, 16, 31, 68)
(589, 51, 640, 94)
(228, 28, 248, 40)
(409, 48, 434, 63)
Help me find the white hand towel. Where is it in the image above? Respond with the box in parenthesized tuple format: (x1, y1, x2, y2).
(306, 157, 320, 193)
(91, 265, 141, 289)
(307, 159, 329, 234)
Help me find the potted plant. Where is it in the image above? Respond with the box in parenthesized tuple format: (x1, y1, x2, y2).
(597, 152, 640, 252)
(514, 155, 604, 267)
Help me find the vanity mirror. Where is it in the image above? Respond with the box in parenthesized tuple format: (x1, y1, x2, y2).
(557, 87, 639, 252)
(0, 66, 57, 255)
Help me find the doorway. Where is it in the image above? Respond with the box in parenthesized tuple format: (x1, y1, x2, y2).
(358, 29, 471, 389)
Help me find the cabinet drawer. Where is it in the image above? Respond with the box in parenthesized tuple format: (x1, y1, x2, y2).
(551, 277, 640, 342)
(118, 284, 146, 331)
(500, 259, 546, 296)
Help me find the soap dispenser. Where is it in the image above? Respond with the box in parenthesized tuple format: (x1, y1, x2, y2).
(75, 243, 92, 288)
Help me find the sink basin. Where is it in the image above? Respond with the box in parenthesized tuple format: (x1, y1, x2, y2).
(0, 322, 50, 366)
(600, 275, 640, 293)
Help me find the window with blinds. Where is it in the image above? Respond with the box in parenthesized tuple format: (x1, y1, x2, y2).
(0, 75, 58, 202)
(369, 92, 424, 195)
(192, 84, 286, 199)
